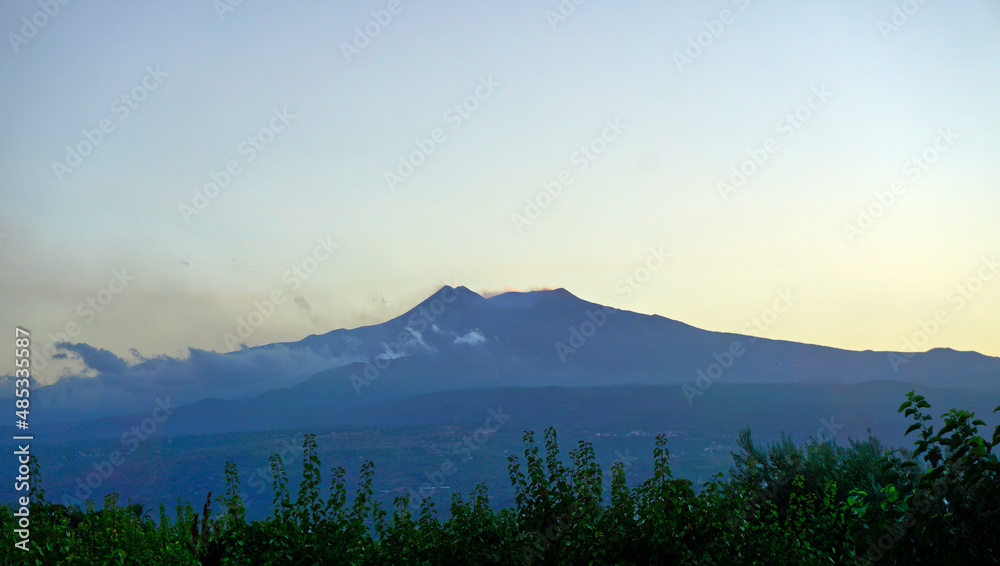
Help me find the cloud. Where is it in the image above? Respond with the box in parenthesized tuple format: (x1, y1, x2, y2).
(375, 344, 406, 361)
(454, 330, 487, 345)
(55, 342, 129, 373)
(480, 286, 554, 298)
(295, 295, 317, 323)
(0, 375, 14, 397)
(22, 342, 366, 424)
(401, 327, 432, 353)
(0, 374, 38, 398)
(374, 325, 435, 361)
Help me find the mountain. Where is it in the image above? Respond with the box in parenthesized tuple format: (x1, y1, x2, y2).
(21, 286, 1000, 440)
(4, 286, 1000, 519)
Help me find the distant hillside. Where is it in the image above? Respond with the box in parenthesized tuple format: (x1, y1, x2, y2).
(4, 382, 998, 522)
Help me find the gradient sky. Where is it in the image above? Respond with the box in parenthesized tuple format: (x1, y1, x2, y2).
(2, 0, 998, 384)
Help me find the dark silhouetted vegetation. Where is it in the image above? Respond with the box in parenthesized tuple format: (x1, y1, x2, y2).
(3, 391, 998, 565)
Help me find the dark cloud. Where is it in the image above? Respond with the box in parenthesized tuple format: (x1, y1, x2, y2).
(55, 342, 129, 373)
(23, 342, 365, 424)
(294, 295, 310, 309)
(294, 295, 319, 324)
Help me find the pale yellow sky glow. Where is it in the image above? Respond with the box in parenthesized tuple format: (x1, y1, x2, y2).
(0, 0, 998, 384)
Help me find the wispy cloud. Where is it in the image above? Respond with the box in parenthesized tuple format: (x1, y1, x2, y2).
(454, 330, 487, 345)
(22, 342, 365, 423)
(481, 286, 553, 298)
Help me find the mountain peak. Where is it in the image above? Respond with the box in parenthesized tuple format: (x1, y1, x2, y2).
(406, 285, 487, 314)
(441, 285, 481, 298)
(486, 287, 579, 310)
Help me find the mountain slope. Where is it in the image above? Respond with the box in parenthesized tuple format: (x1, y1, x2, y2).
(21, 286, 1000, 439)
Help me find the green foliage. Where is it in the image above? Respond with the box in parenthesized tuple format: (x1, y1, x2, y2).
(3, 392, 999, 565)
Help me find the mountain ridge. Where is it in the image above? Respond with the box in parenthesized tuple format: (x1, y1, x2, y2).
(15, 286, 1000, 433)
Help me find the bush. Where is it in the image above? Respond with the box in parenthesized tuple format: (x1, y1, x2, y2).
(3, 392, 998, 565)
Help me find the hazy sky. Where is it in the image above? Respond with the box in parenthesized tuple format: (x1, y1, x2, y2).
(2, 0, 998, 383)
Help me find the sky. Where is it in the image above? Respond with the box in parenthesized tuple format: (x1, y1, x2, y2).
(1, 0, 999, 385)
